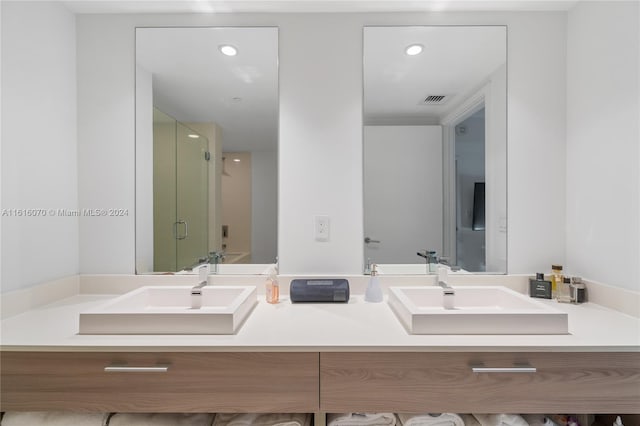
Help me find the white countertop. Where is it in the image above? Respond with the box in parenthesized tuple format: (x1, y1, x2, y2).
(1, 288, 639, 352)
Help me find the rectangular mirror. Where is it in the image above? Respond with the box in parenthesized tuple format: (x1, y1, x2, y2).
(135, 27, 279, 274)
(363, 26, 507, 274)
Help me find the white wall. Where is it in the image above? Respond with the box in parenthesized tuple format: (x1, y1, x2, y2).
(134, 65, 153, 273)
(566, 1, 639, 291)
(75, 11, 568, 276)
(505, 12, 567, 275)
(278, 14, 363, 274)
(1, 1, 78, 292)
(77, 15, 137, 274)
(0, 2, 3, 291)
(485, 64, 508, 272)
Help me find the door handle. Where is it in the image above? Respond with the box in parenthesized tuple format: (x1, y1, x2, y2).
(104, 364, 170, 373)
(174, 220, 187, 240)
(364, 237, 381, 244)
(470, 363, 536, 373)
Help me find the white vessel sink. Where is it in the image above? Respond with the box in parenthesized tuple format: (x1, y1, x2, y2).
(388, 286, 568, 335)
(79, 285, 257, 335)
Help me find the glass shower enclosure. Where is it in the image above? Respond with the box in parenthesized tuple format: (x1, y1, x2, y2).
(153, 108, 209, 272)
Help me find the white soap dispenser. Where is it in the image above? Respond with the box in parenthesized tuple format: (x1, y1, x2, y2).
(364, 264, 383, 303)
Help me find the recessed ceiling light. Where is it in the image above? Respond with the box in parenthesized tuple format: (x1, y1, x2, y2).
(188, 134, 200, 139)
(219, 45, 237, 56)
(405, 44, 424, 56)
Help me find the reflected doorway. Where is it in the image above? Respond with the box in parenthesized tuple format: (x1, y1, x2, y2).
(455, 107, 486, 271)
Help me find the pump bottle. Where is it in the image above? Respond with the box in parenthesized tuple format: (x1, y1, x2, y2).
(365, 264, 383, 303)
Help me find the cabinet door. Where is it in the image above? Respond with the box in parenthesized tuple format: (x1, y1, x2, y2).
(1, 352, 319, 412)
(320, 352, 640, 413)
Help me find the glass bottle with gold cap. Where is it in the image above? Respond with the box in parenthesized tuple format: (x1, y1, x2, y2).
(550, 264, 563, 299)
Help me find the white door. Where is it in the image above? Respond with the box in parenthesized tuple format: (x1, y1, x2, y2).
(364, 125, 443, 266)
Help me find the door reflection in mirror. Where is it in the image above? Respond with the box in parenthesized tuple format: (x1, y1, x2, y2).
(152, 108, 209, 272)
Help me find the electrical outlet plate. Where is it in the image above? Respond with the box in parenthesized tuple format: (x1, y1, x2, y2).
(315, 215, 330, 241)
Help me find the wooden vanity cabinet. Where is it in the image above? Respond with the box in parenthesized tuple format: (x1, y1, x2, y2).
(0, 352, 319, 413)
(3, 350, 639, 414)
(320, 352, 640, 414)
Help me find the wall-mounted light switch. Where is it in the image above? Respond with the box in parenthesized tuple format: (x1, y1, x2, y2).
(315, 215, 330, 242)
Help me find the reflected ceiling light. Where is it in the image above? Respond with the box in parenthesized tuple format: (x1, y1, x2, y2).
(219, 45, 237, 56)
(405, 44, 424, 56)
(233, 158, 241, 162)
(187, 134, 200, 139)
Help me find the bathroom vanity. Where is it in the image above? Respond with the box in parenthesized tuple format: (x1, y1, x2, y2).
(1, 277, 639, 417)
(3, 350, 637, 415)
(320, 352, 639, 413)
(1, 352, 318, 412)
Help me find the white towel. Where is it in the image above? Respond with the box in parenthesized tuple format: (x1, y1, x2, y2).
(212, 413, 311, 426)
(108, 413, 215, 426)
(398, 413, 465, 426)
(327, 413, 397, 426)
(472, 414, 529, 426)
(1, 412, 108, 426)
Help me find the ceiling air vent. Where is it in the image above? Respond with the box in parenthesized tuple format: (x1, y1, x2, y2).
(422, 95, 448, 105)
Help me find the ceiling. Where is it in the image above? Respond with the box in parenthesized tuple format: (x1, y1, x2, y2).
(364, 26, 506, 124)
(137, 27, 278, 153)
(62, 0, 579, 14)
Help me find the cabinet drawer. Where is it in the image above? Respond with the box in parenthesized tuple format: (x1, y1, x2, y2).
(320, 352, 640, 413)
(1, 352, 319, 412)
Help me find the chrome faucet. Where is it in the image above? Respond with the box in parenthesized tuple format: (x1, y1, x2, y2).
(186, 251, 225, 274)
(417, 250, 439, 273)
(437, 266, 455, 309)
(208, 251, 225, 274)
(191, 264, 210, 309)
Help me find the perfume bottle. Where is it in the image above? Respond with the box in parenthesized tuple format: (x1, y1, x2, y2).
(266, 266, 279, 304)
(557, 276, 572, 303)
(550, 264, 563, 299)
(570, 276, 586, 304)
(529, 272, 552, 299)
